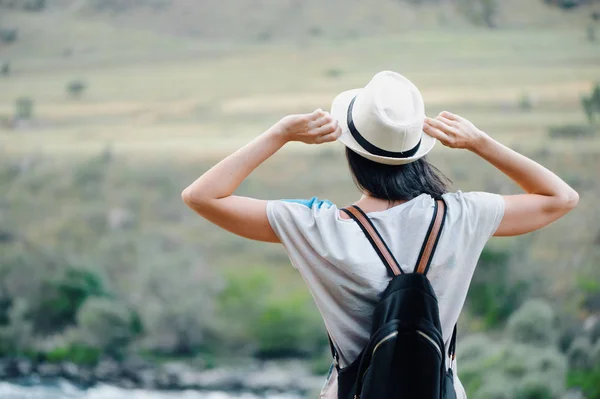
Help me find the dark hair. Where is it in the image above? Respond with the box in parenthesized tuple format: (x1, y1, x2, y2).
(345, 147, 451, 201)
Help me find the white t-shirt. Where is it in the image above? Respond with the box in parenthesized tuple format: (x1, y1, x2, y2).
(266, 191, 505, 399)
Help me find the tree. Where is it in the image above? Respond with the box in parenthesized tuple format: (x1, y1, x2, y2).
(66, 80, 87, 99)
(458, 0, 498, 28)
(1, 62, 9, 76)
(582, 83, 600, 123)
(15, 97, 34, 120)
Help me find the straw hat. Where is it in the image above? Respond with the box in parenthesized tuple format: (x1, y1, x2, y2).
(331, 71, 435, 165)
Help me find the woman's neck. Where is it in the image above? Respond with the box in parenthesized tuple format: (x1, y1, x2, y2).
(343, 194, 409, 216)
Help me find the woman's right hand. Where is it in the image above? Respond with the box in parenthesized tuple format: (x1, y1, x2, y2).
(423, 111, 487, 151)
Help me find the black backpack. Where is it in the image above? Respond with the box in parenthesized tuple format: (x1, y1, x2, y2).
(329, 198, 458, 399)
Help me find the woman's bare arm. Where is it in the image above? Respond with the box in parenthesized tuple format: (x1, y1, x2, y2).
(424, 112, 579, 237)
(181, 109, 341, 242)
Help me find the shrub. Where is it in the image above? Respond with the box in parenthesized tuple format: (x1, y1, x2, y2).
(0, 28, 17, 44)
(1, 61, 9, 76)
(548, 125, 596, 139)
(516, 373, 556, 399)
(0, 298, 34, 355)
(567, 336, 593, 370)
(458, 333, 496, 363)
(459, 339, 567, 398)
(27, 268, 109, 333)
(518, 93, 533, 111)
(0, 295, 11, 326)
(467, 247, 529, 328)
(15, 97, 34, 120)
(214, 269, 272, 352)
(23, 0, 45, 11)
(66, 80, 87, 98)
(308, 26, 323, 37)
(472, 374, 514, 399)
(46, 343, 100, 365)
(544, 0, 587, 10)
(502, 343, 566, 382)
(582, 83, 600, 123)
(325, 68, 343, 79)
(457, 0, 498, 28)
(253, 292, 326, 358)
(507, 299, 557, 347)
(567, 365, 600, 399)
(311, 348, 334, 375)
(77, 297, 142, 358)
(592, 340, 600, 367)
(590, 319, 600, 345)
(588, 25, 596, 43)
(136, 253, 220, 357)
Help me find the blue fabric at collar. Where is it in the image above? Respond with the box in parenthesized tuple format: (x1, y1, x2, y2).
(282, 197, 333, 209)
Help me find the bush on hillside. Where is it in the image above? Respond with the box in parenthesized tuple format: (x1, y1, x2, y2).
(459, 333, 496, 363)
(548, 124, 597, 138)
(0, 28, 17, 44)
(76, 297, 142, 358)
(460, 340, 567, 398)
(325, 68, 343, 79)
(15, 97, 34, 120)
(568, 336, 593, 370)
(471, 374, 514, 399)
(253, 293, 327, 358)
(214, 269, 272, 353)
(45, 342, 101, 365)
(136, 254, 221, 356)
(516, 373, 556, 399)
(27, 268, 109, 333)
(467, 247, 529, 328)
(0, 298, 34, 355)
(591, 339, 600, 367)
(24, 0, 45, 10)
(457, 0, 498, 28)
(0, 0, 45, 11)
(567, 365, 600, 399)
(582, 83, 600, 123)
(1, 61, 9, 76)
(506, 299, 557, 347)
(66, 80, 87, 99)
(543, 0, 588, 10)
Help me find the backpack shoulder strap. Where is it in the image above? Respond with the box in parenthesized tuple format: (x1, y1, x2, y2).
(414, 199, 447, 275)
(449, 324, 457, 361)
(341, 205, 404, 276)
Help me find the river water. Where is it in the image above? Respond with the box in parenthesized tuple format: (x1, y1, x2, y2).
(0, 379, 305, 399)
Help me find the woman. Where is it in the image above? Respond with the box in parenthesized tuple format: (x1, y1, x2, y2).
(182, 71, 579, 398)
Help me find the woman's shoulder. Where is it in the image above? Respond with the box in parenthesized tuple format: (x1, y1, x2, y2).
(442, 190, 504, 210)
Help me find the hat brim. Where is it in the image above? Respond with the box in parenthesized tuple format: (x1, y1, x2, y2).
(330, 88, 436, 166)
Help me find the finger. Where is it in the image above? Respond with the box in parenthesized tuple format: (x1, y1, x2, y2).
(435, 115, 457, 127)
(439, 111, 462, 122)
(314, 120, 338, 135)
(315, 127, 341, 144)
(310, 108, 327, 120)
(425, 117, 453, 133)
(312, 114, 332, 128)
(423, 122, 450, 143)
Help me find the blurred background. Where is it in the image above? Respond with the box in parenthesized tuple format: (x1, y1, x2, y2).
(1, 0, 600, 398)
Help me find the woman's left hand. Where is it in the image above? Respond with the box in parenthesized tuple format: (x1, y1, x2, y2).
(276, 109, 342, 144)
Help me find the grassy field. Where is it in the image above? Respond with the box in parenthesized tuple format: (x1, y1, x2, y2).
(1, 22, 600, 156)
